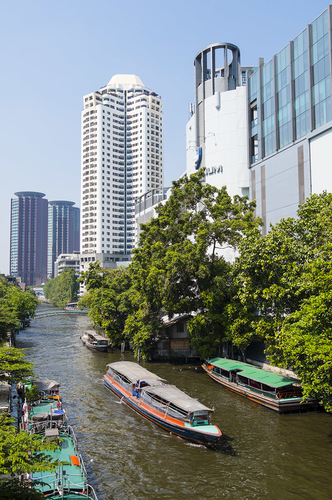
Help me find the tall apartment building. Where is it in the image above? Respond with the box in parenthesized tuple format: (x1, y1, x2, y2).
(48, 201, 80, 278)
(81, 74, 163, 267)
(10, 191, 48, 286)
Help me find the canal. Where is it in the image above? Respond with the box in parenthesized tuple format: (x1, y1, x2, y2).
(16, 309, 332, 500)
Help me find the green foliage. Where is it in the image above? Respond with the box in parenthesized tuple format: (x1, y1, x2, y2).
(0, 277, 38, 339)
(44, 268, 79, 307)
(25, 384, 40, 403)
(0, 478, 44, 499)
(79, 264, 136, 346)
(127, 168, 259, 358)
(234, 191, 332, 410)
(0, 414, 61, 475)
(0, 346, 34, 382)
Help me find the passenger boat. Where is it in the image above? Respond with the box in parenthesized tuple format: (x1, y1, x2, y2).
(202, 357, 318, 413)
(80, 330, 109, 351)
(22, 382, 98, 499)
(104, 361, 222, 445)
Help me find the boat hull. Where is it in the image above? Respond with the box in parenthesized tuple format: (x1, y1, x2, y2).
(104, 373, 221, 445)
(85, 342, 108, 352)
(202, 364, 316, 413)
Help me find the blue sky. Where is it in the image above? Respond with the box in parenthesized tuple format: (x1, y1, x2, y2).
(0, 0, 330, 274)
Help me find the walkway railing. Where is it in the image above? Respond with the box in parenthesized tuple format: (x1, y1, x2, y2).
(33, 309, 89, 319)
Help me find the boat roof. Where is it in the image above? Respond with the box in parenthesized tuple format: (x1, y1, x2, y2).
(34, 379, 60, 392)
(107, 361, 166, 385)
(208, 357, 297, 389)
(146, 384, 213, 413)
(107, 361, 212, 413)
(85, 330, 108, 342)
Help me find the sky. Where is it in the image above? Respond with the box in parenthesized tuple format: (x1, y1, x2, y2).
(0, 0, 330, 274)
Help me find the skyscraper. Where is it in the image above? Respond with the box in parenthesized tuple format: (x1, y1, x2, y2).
(10, 191, 48, 286)
(48, 201, 80, 278)
(81, 74, 163, 264)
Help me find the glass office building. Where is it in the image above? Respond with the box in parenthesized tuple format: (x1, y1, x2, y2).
(248, 6, 332, 233)
(48, 201, 80, 278)
(10, 191, 48, 286)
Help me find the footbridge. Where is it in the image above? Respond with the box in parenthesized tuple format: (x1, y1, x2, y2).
(33, 308, 89, 319)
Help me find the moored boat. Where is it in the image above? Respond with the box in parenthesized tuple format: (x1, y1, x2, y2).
(22, 382, 98, 499)
(202, 357, 318, 413)
(104, 361, 222, 445)
(81, 330, 109, 351)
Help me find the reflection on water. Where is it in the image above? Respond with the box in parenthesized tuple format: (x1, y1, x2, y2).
(16, 310, 332, 500)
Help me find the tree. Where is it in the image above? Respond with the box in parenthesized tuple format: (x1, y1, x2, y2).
(0, 278, 38, 340)
(79, 264, 135, 346)
(0, 414, 61, 476)
(0, 346, 34, 382)
(233, 192, 332, 410)
(44, 269, 79, 307)
(126, 169, 258, 358)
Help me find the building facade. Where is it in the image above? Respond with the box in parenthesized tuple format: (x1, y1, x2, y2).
(48, 201, 80, 278)
(81, 74, 163, 265)
(10, 191, 48, 286)
(186, 43, 251, 199)
(248, 6, 332, 234)
(54, 252, 80, 277)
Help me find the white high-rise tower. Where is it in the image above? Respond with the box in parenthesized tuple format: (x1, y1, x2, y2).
(80, 74, 163, 266)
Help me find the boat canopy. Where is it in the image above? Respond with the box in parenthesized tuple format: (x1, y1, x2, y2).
(34, 379, 60, 392)
(107, 361, 166, 385)
(107, 361, 213, 413)
(86, 331, 108, 342)
(208, 358, 298, 389)
(146, 384, 213, 413)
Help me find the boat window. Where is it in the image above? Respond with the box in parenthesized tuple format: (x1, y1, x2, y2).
(109, 369, 131, 385)
(261, 383, 275, 393)
(249, 380, 261, 389)
(237, 375, 249, 385)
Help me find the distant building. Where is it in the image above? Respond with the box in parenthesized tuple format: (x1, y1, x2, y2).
(54, 252, 80, 277)
(10, 191, 48, 286)
(81, 74, 163, 265)
(134, 187, 169, 246)
(48, 201, 80, 278)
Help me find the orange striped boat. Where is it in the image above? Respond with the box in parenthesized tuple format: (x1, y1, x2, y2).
(104, 361, 222, 445)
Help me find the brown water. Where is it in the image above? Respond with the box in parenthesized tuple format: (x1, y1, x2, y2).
(16, 310, 332, 500)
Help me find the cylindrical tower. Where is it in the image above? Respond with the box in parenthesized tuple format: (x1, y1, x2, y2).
(194, 43, 241, 157)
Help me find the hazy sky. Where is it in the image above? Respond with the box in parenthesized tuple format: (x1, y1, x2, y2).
(0, 0, 330, 274)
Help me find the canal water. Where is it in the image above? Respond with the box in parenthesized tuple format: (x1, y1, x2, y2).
(16, 310, 332, 500)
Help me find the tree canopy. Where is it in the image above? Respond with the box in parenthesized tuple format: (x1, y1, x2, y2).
(234, 192, 332, 409)
(44, 268, 79, 307)
(79, 264, 135, 346)
(0, 346, 34, 382)
(0, 278, 38, 340)
(126, 169, 258, 358)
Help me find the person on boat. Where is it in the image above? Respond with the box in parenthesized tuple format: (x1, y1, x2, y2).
(134, 379, 140, 398)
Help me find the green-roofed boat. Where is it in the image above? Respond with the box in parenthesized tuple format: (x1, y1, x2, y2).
(202, 358, 318, 413)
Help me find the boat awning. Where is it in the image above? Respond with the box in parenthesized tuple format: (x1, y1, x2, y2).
(207, 357, 297, 389)
(146, 384, 213, 413)
(86, 331, 108, 342)
(107, 361, 167, 385)
(34, 379, 60, 392)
